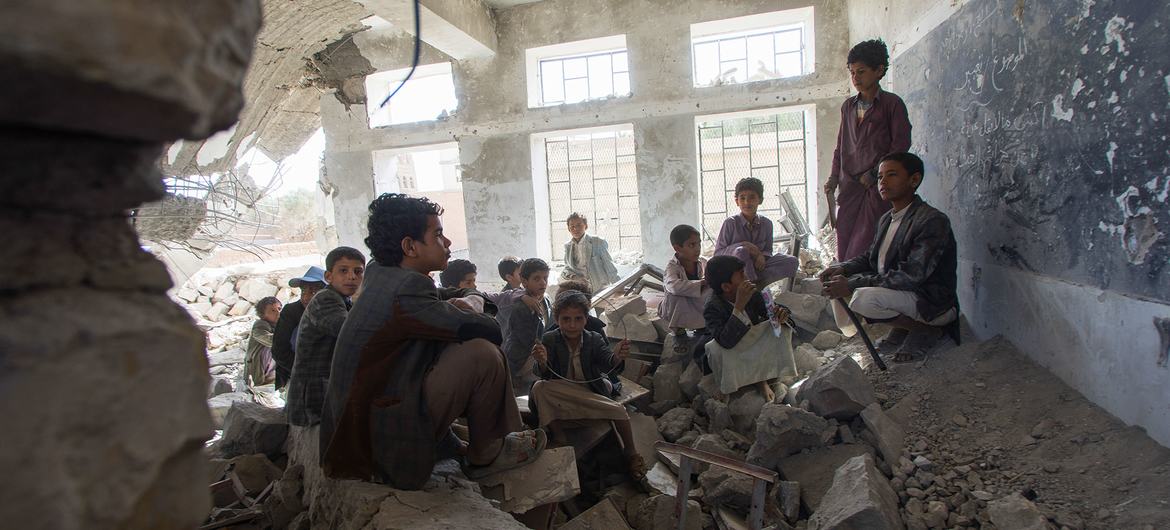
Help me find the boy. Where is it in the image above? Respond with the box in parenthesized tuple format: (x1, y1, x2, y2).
(498, 256, 523, 290)
(660, 224, 708, 333)
(699, 255, 796, 401)
(820, 152, 957, 362)
(546, 279, 606, 339)
(713, 177, 799, 288)
(320, 193, 543, 489)
(439, 259, 477, 289)
(560, 213, 620, 291)
(286, 246, 365, 426)
(501, 258, 552, 396)
(245, 296, 281, 386)
(272, 266, 326, 390)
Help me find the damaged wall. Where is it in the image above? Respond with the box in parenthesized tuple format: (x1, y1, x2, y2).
(849, 0, 1170, 445)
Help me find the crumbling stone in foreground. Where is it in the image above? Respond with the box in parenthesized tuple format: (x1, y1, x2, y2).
(653, 362, 685, 403)
(214, 401, 289, 459)
(812, 330, 845, 350)
(698, 466, 754, 513)
(632, 494, 702, 530)
(747, 404, 833, 470)
(561, 497, 632, 530)
(476, 446, 580, 513)
(777, 444, 874, 512)
(679, 362, 703, 400)
(705, 399, 733, 433)
(794, 344, 823, 375)
(987, 493, 1049, 530)
(728, 387, 768, 434)
(657, 407, 697, 442)
(207, 392, 252, 429)
(859, 403, 905, 466)
(808, 454, 903, 530)
(795, 356, 877, 420)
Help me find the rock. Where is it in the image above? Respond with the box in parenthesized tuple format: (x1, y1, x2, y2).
(678, 362, 703, 400)
(222, 293, 240, 307)
(807, 455, 902, 530)
(988, 493, 1048, 530)
(952, 414, 969, 427)
(207, 392, 251, 429)
(238, 278, 277, 304)
(912, 455, 933, 471)
(794, 343, 822, 374)
(215, 402, 289, 459)
(773, 291, 833, 329)
(797, 277, 823, 295)
(924, 500, 949, 527)
(188, 301, 213, 318)
(206, 302, 230, 321)
(859, 404, 904, 465)
(656, 408, 697, 442)
(777, 444, 874, 511)
(699, 466, 754, 512)
(560, 498, 631, 530)
(227, 300, 252, 317)
(276, 287, 294, 302)
(647, 400, 680, 416)
(645, 462, 678, 496)
(476, 446, 580, 513)
(229, 454, 283, 495)
(1031, 418, 1056, 439)
(198, 285, 215, 297)
(660, 334, 690, 365)
(208, 375, 235, 398)
(601, 294, 647, 321)
(676, 430, 700, 447)
(609, 312, 661, 342)
(213, 282, 236, 302)
(728, 387, 767, 434)
(721, 429, 751, 452)
(653, 362, 684, 403)
(774, 480, 801, 523)
(207, 348, 246, 367)
(690, 434, 739, 473)
(632, 494, 702, 530)
(747, 404, 832, 470)
(811, 330, 844, 350)
(795, 356, 877, 420)
(705, 399, 733, 433)
(176, 287, 199, 303)
(697, 373, 721, 399)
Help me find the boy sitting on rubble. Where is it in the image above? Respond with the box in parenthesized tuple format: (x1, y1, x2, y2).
(319, 193, 544, 489)
(547, 279, 607, 339)
(713, 177, 798, 288)
(500, 258, 553, 396)
(697, 255, 797, 401)
(529, 291, 647, 480)
(660, 224, 709, 348)
(285, 246, 365, 426)
(245, 296, 281, 386)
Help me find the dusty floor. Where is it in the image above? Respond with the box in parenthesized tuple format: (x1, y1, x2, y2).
(841, 325, 1170, 529)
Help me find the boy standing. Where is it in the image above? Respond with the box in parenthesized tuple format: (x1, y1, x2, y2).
(245, 296, 281, 386)
(320, 194, 543, 489)
(660, 224, 708, 333)
(714, 177, 798, 288)
(286, 247, 366, 426)
(272, 266, 326, 390)
(560, 213, 620, 291)
(501, 258, 552, 396)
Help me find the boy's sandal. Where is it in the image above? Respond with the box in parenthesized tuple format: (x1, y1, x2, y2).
(892, 328, 942, 363)
(465, 429, 547, 479)
(626, 453, 648, 481)
(875, 328, 909, 353)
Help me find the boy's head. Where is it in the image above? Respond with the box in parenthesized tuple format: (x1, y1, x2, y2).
(519, 258, 550, 298)
(440, 259, 478, 289)
(255, 296, 282, 325)
(877, 152, 925, 203)
(669, 224, 702, 263)
(847, 39, 889, 92)
(705, 255, 747, 300)
(498, 256, 522, 288)
(365, 193, 450, 274)
(289, 266, 326, 305)
(552, 291, 591, 340)
(566, 212, 588, 240)
(556, 279, 593, 299)
(734, 178, 764, 218)
(325, 246, 366, 297)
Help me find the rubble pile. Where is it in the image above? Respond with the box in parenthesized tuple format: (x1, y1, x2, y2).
(174, 267, 305, 328)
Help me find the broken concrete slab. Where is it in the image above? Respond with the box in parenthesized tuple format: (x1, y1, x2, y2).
(678, 362, 703, 400)
(773, 291, 833, 330)
(645, 462, 678, 497)
(653, 362, 684, 403)
(795, 356, 877, 420)
(237, 278, 277, 304)
(705, 399, 733, 434)
(475, 446, 579, 514)
(600, 294, 647, 321)
(698, 466, 754, 513)
(776, 444, 874, 512)
(794, 343, 822, 375)
(630, 412, 664, 472)
(987, 493, 1049, 530)
(859, 403, 905, 466)
(728, 387, 767, 434)
(607, 312, 662, 343)
(632, 494, 702, 530)
(657, 407, 696, 443)
(747, 404, 833, 470)
(561, 497, 632, 530)
(807, 454, 902, 530)
(811, 330, 844, 350)
(207, 392, 252, 429)
(208, 347, 246, 367)
(215, 401, 289, 459)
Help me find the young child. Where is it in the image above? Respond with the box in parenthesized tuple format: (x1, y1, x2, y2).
(500, 258, 553, 396)
(560, 213, 620, 291)
(272, 266, 326, 390)
(660, 224, 709, 334)
(529, 291, 646, 480)
(713, 177, 799, 288)
(699, 255, 796, 401)
(439, 259, 477, 289)
(498, 256, 523, 290)
(482, 256, 524, 310)
(245, 296, 281, 386)
(286, 246, 366, 426)
(547, 279, 607, 339)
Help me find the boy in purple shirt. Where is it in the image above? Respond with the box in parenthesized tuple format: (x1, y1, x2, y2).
(713, 177, 799, 287)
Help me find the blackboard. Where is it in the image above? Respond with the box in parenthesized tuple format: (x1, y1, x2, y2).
(897, 0, 1169, 301)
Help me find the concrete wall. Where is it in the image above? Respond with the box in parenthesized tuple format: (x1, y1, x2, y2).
(846, 0, 1170, 447)
(324, 0, 853, 270)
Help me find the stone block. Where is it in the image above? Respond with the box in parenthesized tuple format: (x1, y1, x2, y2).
(987, 493, 1049, 530)
(699, 466, 755, 512)
(227, 300, 253, 317)
(216, 401, 289, 459)
(690, 434, 739, 474)
(208, 375, 235, 398)
(777, 444, 874, 511)
(176, 287, 199, 302)
(632, 494, 701, 530)
(794, 343, 822, 375)
(238, 278, 278, 304)
(773, 291, 832, 329)
(652, 362, 684, 403)
(705, 399, 733, 434)
(807, 454, 902, 530)
(561, 497, 632, 530)
(678, 362, 703, 400)
(188, 302, 213, 318)
(747, 404, 832, 470)
(645, 462, 678, 497)
(198, 285, 215, 297)
(207, 392, 251, 429)
(859, 404, 905, 466)
(208, 348, 246, 367)
(728, 387, 767, 434)
(811, 330, 844, 350)
(656, 408, 697, 443)
(206, 302, 231, 321)
(229, 453, 283, 496)
(618, 312, 662, 342)
(601, 294, 647, 320)
(795, 356, 876, 420)
(213, 282, 236, 302)
(476, 446, 580, 513)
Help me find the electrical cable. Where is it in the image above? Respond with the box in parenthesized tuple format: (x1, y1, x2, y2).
(535, 295, 630, 385)
(378, 0, 421, 109)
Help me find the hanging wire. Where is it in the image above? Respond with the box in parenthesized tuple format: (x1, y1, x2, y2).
(536, 295, 631, 385)
(378, 0, 421, 109)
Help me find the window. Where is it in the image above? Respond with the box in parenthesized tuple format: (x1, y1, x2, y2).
(372, 144, 470, 258)
(691, 8, 815, 87)
(526, 35, 630, 108)
(696, 106, 817, 254)
(531, 125, 641, 262)
(366, 62, 458, 128)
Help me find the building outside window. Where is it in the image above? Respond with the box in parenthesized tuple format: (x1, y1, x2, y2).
(526, 35, 630, 108)
(691, 7, 815, 87)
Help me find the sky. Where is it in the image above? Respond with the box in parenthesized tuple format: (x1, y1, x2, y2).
(238, 128, 326, 197)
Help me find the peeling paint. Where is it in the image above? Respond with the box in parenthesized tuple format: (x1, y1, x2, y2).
(1050, 95, 1074, 121)
(1104, 16, 1129, 54)
(1081, 0, 1095, 19)
(1105, 141, 1117, 170)
(1070, 78, 1085, 98)
(167, 141, 184, 165)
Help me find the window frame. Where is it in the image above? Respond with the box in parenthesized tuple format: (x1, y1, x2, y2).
(525, 35, 630, 108)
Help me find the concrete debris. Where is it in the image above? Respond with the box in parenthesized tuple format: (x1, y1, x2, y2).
(208, 348, 246, 367)
(607, 312, 662, 342)
(795, 356, 877, 420)
(645, 462, 678, 497)
(647, 399, 680, 416)
(476, 446, 580, 513)
(208, 375, 236, 398)
(811, 330, 845, 350)
(705, 399, 733, 434)
(727, 387, 768, 434)
(207, 392, 252, 429)
(653, 362, 685, 403)
(807, 454, 903, 530)
(1031, 418, 1056, 439)
(631, 494, 702, 530)
(777, 444, 874, 512)
(237, 278, 278, 303)
(773, 291, 834, 330)
(698, 466, 755, 513)
(561, 497, 632, 530)
(697, 373, 722, 400)
(657, 407, 697, 442)
(774, 480, 801, 523)
(859, 403, 905, 465)
(660, 334, 691, 365)
(229, 454, 284, 496)
(678, 362, 703, 400)
(987, 493, 1049, 530)
(689, 434, 741, 474)
(213, 401, 289, 459)
(602, 294, 648, 321)
(747, 404, 833, 470)
(794, 344, 824, 375)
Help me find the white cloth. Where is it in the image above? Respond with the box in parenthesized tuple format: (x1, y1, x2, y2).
(877, 205, 909, 274)
(832, 287, 957, 337)
(705, 322, 797, 394)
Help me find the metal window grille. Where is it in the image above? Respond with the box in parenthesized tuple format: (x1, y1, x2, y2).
(539, 50, 630, 106)
(697, 110, 809, 254)
(692, 26, 804, 86)
(544, 130, 641, 258)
